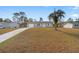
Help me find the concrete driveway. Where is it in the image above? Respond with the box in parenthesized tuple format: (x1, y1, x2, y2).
(0, 27, 30, 43)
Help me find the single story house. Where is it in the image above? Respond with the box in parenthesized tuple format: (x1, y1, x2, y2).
(1, 20, 79, 29)
(63, 21, 79, 28)
(27, 21, 53, 28)
(0, 21, 53, 29)
(0, 22, 19, 29)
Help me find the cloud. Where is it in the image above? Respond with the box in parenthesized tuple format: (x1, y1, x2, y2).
(73, 6, 79, 9)
(70, 14, 79, 18)
(0, 12, 13, 14)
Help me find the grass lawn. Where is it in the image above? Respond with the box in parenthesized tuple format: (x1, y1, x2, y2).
(0, 29, 14, 35)
(0, 28, 79, 52)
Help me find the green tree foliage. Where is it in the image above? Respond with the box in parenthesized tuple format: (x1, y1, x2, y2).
(13, 12, 27, 23)
(48, 9, 65, 30)
(0, 18, 3, 22)
(39, 17, 43, 22)
(4, 18, 12, 23)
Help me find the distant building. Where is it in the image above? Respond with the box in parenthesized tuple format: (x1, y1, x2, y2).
(63, 21, 79, 28)
(0, 21, 53, 29)
(2, 20, 79, 29)
(1, 19, 79, 29)
(0, 22, 19, 29)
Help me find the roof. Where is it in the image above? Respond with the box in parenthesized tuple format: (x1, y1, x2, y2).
(27, 21, 53, 24)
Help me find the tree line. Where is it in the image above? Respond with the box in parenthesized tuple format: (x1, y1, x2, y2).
(0, 9, 79, 30)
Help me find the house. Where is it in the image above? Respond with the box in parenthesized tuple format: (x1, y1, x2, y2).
(0, 22, 19, 29)
(27, 21, 53, 28)
(2, 20, 79, 29)
(2, 19, 79, 29)
(63, 21, 79, 28)
(0, 21, 53, 29)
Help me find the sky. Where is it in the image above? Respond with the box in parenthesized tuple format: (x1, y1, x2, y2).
(0, 6, 79, 21)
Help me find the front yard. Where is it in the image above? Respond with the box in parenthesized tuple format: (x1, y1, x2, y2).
(0, 28, 79, 52)
(0, 29, 14, 35)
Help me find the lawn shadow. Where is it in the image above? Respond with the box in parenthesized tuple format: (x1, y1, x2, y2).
(57, 29, 79, 39)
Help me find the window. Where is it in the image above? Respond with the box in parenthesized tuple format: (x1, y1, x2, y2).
(75, 24, 78, 26)
(48, 23, 49, 26)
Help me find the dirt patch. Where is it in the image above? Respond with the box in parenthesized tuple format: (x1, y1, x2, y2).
(0, 28, 79, 53)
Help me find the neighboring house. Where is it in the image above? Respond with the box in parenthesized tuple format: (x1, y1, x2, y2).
(8, 22, 19, 28)
(2, 20, 79, 29)
(63, 21, 79, 28)
(0, 22, 19, 29)
(0, 21, 53, 29)
(19, 22, 27, 28)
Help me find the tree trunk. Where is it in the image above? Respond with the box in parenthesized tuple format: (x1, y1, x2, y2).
(54, 24, 58, 31)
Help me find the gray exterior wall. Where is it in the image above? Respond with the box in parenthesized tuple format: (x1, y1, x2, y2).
(63, 21, 79, 28)
(72, 22, 79, 28)
(0, 21, 53, 29)
(27, 21, 53, 28)
(0, 22, 19, 29)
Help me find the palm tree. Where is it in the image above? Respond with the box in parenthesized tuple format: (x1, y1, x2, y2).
(39, 17, 43, 22)
(39, 17, 43, 27)
(48, 9, 65, 30)
(57, 9, 65, 27)
(57, 9, 65, 20)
